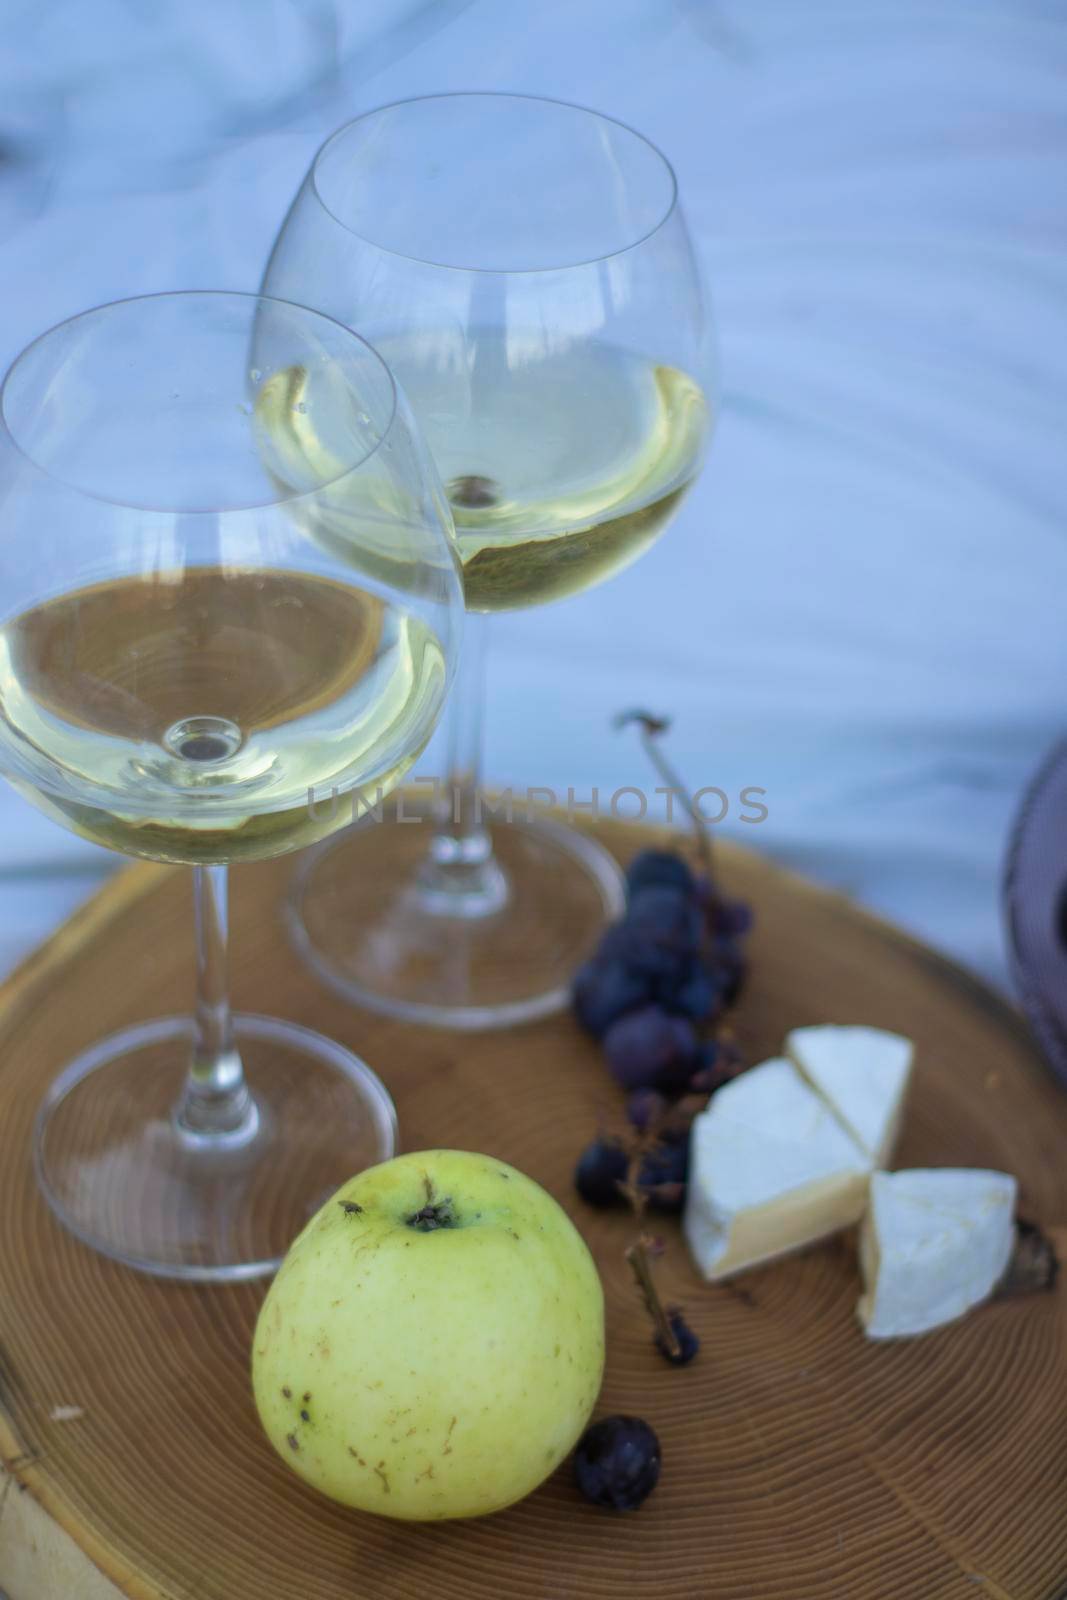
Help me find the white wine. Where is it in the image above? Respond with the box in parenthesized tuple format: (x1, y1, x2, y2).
(376, 335, 708, 611)
(257, 338, 708, 612)
(0, 568, 446, 864)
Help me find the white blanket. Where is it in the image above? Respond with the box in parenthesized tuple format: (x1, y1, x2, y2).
(0, 0, 1063, 986)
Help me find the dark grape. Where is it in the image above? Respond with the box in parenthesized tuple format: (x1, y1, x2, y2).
(572, 956, 652, 1038)
(626, 1087, 667, 1132)
(603, 1005, 698, 1091)
(573, 1416, 661, 1511)
(709, 934, 748, 1005)
(597, 920, 686, 982)
(657, 955, 722, 1021)
(713, 896, 754, 939)
(573, 1137, 629, 1207)
(639, 1128, 689, 1186)
(638, 1128, 690, 1210)
(655, 1311, 700, 1367)
(687, 1040, 724, 1095)
(688, 1035, 747, 1097)
(695, 877, 755, 945)
(625, 885, 703, 954)
(625, 849, 696, 900)
(695, 1037, 720, 1070)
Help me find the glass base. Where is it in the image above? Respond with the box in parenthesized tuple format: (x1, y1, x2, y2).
(34, 1015, 397, 1281)
(288, 814, 626, 1030)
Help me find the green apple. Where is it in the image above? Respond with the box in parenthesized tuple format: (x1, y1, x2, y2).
(252, 1149, 605, 1520)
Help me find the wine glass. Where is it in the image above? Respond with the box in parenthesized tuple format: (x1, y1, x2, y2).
(0, 291, 462, 1278)
(263, 92, 715, 1028)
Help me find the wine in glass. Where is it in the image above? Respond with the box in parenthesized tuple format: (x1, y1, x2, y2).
(0, 290, 462, 1277)
(263, 93, 714, 1028)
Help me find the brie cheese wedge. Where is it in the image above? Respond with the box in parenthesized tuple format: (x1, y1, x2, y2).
(858, 1168, 1016, 1339)
(684, 1058, 872, 1281)
(785, 1025, 913, 1168)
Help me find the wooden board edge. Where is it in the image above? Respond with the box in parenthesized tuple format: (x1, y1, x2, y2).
(0, 1471, 131, 1600)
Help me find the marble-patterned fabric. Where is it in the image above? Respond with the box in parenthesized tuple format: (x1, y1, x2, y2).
(0, 0, 1063, 986)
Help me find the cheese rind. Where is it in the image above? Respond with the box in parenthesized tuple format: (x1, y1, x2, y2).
(785, 1025, 913, 1167)
(858, 1168, 1016, 1339)
(684, 1058, 872, 1281)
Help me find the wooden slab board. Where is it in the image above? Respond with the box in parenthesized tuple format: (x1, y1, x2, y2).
(1, 823, 1065, 1600)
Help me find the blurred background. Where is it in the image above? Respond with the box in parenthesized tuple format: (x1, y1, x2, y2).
(0, 0, 1064, 985)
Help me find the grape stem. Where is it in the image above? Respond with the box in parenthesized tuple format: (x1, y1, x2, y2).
(625, 1235, 682, 1361)
(614, 710, 713, 884)
(619, 1153, 683, 1361)
(611, 710, 720, 1365)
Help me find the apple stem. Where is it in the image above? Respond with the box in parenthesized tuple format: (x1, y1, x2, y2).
(625, 1235, 682, 1360)
(406, 1198, 456, 1231)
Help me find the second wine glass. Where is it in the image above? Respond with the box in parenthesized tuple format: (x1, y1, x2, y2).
(264, 93, 716, 1028)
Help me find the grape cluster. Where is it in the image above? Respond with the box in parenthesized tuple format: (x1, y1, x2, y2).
(575, 850, 750, 1063)
(566, 847, 750, 1493)
(572, 848, 752, 1214)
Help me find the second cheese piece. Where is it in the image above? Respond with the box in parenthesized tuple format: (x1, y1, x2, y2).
(684, 1058, 872, 1282)
(785, 1025, 913, 1168)
(858, 1169, 1017, 1339)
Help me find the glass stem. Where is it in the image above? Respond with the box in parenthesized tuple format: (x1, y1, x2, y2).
(415, 612, 508, 917)
(175, 865, 257, 1141)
